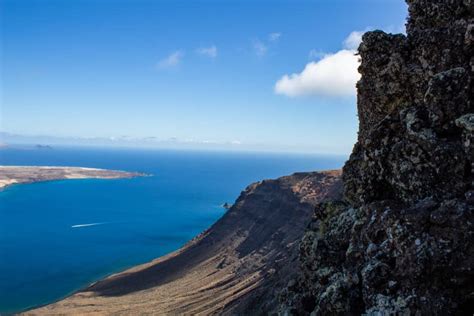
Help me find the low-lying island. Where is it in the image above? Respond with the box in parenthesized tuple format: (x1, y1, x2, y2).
(0, 166, 143, 190)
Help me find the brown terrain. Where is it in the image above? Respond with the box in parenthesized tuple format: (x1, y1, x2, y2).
(0, 166, 142, 190)
(25, 170, 342, 315)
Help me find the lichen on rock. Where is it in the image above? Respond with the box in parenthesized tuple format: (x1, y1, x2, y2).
(279, 0, 474, 314)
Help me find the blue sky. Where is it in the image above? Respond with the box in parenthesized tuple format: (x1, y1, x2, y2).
(1, 0, 408, 154)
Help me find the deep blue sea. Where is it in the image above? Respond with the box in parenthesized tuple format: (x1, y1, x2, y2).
(0, 146, 346, 314)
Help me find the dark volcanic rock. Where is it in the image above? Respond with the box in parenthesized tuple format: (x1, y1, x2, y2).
(279, 1, 474, 315)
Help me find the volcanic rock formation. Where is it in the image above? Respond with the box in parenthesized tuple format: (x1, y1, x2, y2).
(279, 1, 474, 314)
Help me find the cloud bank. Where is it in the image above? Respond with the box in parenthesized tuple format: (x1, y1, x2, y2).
(274, 32, 363, 98)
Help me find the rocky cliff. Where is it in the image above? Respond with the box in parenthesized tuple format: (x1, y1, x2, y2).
(26, 171, 341, 315)
(279, 1, 474, 315)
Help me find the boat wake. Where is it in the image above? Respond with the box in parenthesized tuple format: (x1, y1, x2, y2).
(71, 222, 107, 228)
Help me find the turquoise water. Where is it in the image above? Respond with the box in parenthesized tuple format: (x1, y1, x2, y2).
(0, 147, 346, 314)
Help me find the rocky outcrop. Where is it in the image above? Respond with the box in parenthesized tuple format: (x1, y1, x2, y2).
(26, 171, 341, 315)
(280, 1, 474, 315)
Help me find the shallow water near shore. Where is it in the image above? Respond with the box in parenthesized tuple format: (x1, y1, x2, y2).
(0, 146, 345, 314)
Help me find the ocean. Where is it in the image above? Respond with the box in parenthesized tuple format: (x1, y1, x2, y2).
(0, 146, 346, 314)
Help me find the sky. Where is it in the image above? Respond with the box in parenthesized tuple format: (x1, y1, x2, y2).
(1, 0, 408, 154)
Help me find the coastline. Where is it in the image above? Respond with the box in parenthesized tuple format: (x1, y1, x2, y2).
(0, 166, 145, 190)
(24, 170, 342, 315)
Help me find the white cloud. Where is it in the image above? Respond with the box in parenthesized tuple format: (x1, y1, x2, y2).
(275, 50, 360, 97)
(196, 45, 217, 58)
(254, 40, 267, 57)
(274, 32, 363, 98)
(157, 50, 184, 69)
(268, 32, 281, 42)
(343, 31, 364, 50)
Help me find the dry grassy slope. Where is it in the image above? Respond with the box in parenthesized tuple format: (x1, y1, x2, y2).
(25, 170, 342, 315)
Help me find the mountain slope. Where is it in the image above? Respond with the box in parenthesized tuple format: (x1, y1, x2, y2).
(26, 170, 341, 315)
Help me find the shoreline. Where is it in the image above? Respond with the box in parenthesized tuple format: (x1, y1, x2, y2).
(24, 170, 342, 315)
(0, 166, 146, 190)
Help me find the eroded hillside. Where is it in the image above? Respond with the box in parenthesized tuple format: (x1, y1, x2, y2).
(26, 171, 341, 315)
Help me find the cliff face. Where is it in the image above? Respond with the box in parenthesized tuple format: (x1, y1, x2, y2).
(27, 171, 341, 315)
(280, 1, 474, 315)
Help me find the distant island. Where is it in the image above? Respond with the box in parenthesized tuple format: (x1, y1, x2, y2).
(0, 166, 144, 190)
(35, 144, 53, 150)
